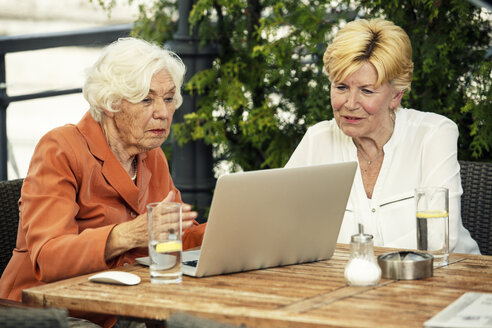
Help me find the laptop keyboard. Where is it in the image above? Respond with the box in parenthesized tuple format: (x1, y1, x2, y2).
(183, 260, 198, 267)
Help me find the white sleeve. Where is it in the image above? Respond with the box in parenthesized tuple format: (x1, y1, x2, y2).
(285, 129, 313, 168)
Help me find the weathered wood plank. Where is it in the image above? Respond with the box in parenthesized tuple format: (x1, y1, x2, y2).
(22, 244, 492, 327)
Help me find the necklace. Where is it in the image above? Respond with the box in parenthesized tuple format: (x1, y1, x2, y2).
(357, 149, 383, 165)
(130, 157, 137, 181)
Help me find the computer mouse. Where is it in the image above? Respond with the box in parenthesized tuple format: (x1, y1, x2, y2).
(88, 271, 141, 286)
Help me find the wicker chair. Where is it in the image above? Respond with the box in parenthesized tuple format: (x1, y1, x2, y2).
(0, 178, 23, 276)
(459, 160, 492, 255)
(0, 179, 70, 327)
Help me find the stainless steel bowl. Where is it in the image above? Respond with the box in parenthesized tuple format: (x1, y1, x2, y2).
(377, 251, 433, 280)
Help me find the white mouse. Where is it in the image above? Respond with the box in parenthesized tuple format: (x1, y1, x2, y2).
(88, 271, 141, 286)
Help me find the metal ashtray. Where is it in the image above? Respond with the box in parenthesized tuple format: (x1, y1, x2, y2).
(377, 251, 433, 280)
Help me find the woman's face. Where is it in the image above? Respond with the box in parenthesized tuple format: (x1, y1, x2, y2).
(112, 69, 177, 153)
(330, 62, 402, 140)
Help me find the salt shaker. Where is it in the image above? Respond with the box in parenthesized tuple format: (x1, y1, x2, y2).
(344, 223, 381, 286)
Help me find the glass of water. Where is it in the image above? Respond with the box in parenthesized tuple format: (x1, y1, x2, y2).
(147, 201, 182, 284)
(415, 187, 449, 267)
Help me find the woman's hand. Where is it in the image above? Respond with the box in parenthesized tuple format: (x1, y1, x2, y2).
(160, 190, 198, 230)
(104, 190, 198, 261)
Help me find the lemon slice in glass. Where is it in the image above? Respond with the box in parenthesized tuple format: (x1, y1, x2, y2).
(156, 241, 182, 253)
(416, 210, 448, 218)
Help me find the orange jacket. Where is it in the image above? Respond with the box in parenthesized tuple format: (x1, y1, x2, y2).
(0, 111, 205, 327)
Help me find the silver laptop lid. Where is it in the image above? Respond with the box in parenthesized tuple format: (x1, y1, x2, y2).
(192, 162, 357, 277)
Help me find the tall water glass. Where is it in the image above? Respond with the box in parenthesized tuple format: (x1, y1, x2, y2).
(415, 187, 449, 267)
(147, 202, 182, 284)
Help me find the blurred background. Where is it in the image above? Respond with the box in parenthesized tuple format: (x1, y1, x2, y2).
(1, 1, 491, 218)
(0, 0, 137, 179)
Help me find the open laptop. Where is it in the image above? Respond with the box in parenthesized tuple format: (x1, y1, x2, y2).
(137, 161, 357, 276)
(182, 161, 356, 277)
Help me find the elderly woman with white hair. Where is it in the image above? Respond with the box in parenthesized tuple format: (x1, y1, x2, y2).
(0, 37, 205, 327)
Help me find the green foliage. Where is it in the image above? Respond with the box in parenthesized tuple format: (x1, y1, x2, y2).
(357, 0, 492, 160)
(94, 0, 492, 171)
(131, 0, 178, 43)
(176, 0, 341, 171)
(89, 0, 177, 45)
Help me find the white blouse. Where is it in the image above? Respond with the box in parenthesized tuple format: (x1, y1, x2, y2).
(286, 108, 480, 254)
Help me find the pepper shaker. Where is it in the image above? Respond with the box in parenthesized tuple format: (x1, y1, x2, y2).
(344, 223, 381, 286)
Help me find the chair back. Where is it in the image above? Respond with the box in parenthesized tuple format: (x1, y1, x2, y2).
(0, 179, 23, 275)
(167, 312, 240, 328)
(459, 160, 492, 255)
(0, 306, 68, 328)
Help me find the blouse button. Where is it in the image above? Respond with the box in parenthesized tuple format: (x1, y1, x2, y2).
(371, 208, 376, 213)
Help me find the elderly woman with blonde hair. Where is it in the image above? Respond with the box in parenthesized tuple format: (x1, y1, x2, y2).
(0, 37, 205, 327)
(286, 18, 479, 255)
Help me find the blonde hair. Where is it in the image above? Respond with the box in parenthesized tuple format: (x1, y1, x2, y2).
(323, 18, 413, 92)
(83, 37, 186, 122)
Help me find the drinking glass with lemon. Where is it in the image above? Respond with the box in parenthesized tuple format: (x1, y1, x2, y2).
(415, 187, 449, 267)
(147, 202, 183, 284)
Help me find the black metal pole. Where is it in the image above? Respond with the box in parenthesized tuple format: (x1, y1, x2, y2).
(0, 54, 8, 181)
(166, 0, 217, 222)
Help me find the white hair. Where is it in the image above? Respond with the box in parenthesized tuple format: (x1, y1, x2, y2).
(83, 37, 186, 122)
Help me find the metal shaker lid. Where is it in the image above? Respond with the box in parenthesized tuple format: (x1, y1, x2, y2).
(351, 223, 374, 243)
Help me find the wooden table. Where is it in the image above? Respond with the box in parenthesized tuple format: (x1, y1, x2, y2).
(22, 244, 492, 327)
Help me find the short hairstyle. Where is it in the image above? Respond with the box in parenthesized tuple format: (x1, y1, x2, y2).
(83, 37, 186, 122)
(323, 18, 413, 92)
